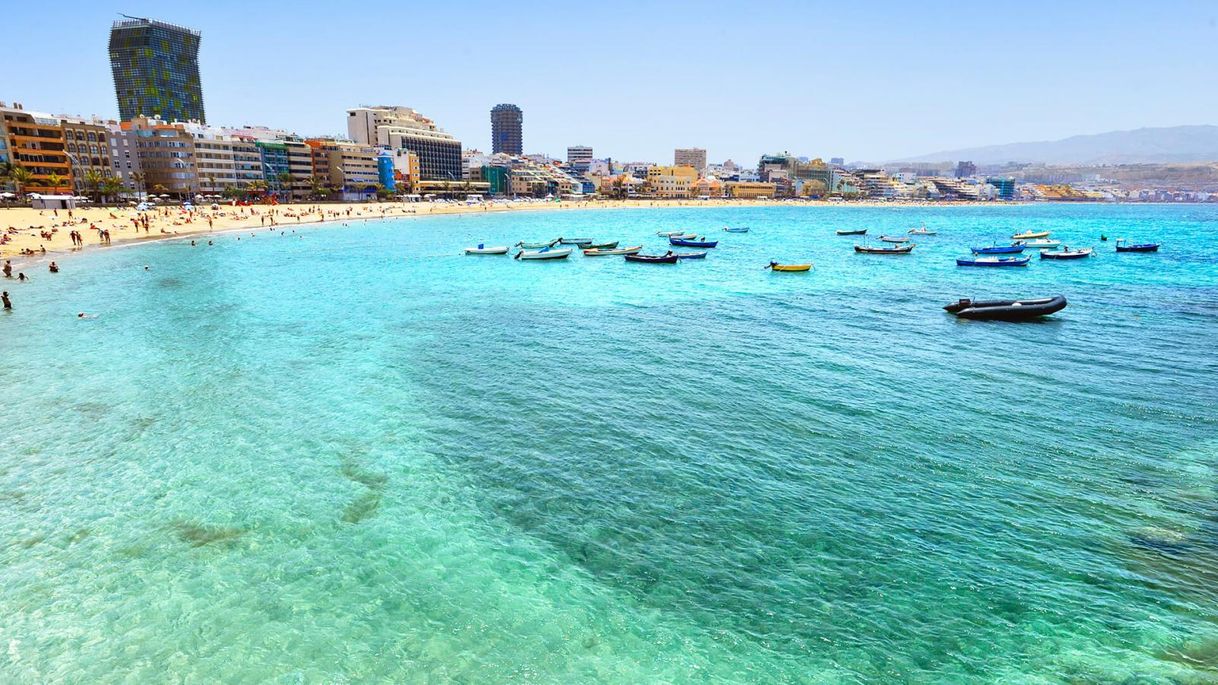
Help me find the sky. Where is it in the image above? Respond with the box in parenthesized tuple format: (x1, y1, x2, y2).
(5, 1, 1217, 164)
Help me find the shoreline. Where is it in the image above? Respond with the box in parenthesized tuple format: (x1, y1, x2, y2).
(1, 198, 1016, 269)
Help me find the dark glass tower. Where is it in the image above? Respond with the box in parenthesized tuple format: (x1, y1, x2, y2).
(490, 104, 522, 155)
(109, 17, 205, 123)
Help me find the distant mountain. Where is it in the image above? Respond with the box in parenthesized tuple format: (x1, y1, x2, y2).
(896, 126, 1218, 165)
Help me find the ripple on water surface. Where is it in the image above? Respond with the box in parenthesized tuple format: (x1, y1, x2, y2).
(1, 204, 1217, 682)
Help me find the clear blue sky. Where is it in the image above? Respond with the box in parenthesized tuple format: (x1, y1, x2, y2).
(6, 1, 1217, 164)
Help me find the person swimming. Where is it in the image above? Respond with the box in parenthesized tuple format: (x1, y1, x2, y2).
(49, 261, 59, 273)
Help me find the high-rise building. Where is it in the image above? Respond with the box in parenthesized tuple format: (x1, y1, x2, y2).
(674, 147, 707, 171)
(955, 160, 977, 178)
(567, 145, 593, 172)
(109, 17, 206, 123)
(491, 104, 523, 155)
(0, 103, 73, 195)
(347, 105, 463, 180)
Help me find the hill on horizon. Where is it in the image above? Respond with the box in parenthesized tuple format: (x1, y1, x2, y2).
(895, 125, 1218, 165)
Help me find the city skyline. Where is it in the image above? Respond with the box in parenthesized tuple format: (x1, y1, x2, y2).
(4, 1, 1217, 163)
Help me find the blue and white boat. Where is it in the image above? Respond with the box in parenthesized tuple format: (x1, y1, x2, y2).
(956, 256, 1030, 267)
(971, 245, 1025, 255)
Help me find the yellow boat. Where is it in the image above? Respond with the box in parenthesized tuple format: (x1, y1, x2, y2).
(1012, 230, 1050, 240)
(767, 261, 813, 272)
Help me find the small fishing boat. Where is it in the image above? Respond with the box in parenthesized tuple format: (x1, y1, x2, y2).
(944, 295, 1067, 321)
(674, 251, 707, 260)
(583, 245, 642, 256)
(836, 228, 867, 236)
(956, 256, 1030, 267)
(879, 235, 910, 243)
(1039, 247, 1093, 260)
(670, 237, 719, 248)
(657, 230, 691, 237)
(516, 240, 557, 249)
(556, 237, 594, 246)
(624, 251, 679, 264)
(971, 245, 1024, 255)
(855, 244, 915, 254)
(908, 225, 936, 235)
(464, 244, 509, 255)
(583, 241, 619, 250)
(766, 261, 812, 272)
(723, 226, 750, 233)
(1014, 239, 1061, 249)
(514, 247, 572, 260)
(1115, 239, 1160, 253)
(1012, 230, 1051, 240)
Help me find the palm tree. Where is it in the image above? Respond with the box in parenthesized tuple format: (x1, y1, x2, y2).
(101, 176, 125, 205)
(46, 173, 67, 194)
(131, 171, 147, 201)
(277, 172, 295, 202)
(8, 166, 33, 195)
(204, 174, 218, 195)
(84, 169, 104, 202)
(152, 183, 169, 200)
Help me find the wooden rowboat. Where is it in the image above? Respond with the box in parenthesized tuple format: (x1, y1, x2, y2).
(583, 245, 642, 256)
(669, 237, 718, 248)
(836, 229, 867, 236)
(465, 245, 509, 255)
(514, 247, 572, 260)
(879, 235, 910, 243)
(516, 240, 557, 249)
(767, 261, 812, 272)
(855, 244, 915, 254)
(624, 251, 679, 264)
(1012, 230, 1051, 240)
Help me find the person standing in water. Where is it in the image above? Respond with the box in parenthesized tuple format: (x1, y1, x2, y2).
(49, 261, 59, 273)
(1, 291, 10, 310)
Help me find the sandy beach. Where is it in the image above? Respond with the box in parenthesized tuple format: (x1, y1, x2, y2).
(0, 197, 997, 265)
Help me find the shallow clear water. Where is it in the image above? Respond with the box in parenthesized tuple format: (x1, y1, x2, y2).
(2, 204, 1217, 683)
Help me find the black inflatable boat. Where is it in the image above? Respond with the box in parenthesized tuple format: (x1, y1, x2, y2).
(944, 295, 1067, 321)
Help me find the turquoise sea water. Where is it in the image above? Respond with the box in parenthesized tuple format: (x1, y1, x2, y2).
(1, 203, 1217, 683)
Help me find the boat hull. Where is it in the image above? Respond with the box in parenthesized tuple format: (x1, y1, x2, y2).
(674, 252, 707, 259)
(879, 235, 910, 243)
(557, 238, 594, 246)
(1039, 249, 1093, 259)
(1012, 231, 1051, 240)
(583, 246, 642, 256)
(945, 295, 1067, 321)
(836, 229, 867, 236)
(971, 246, 1024, 254)
(464, 246, 509, 255)
(723, 227, 750, 233)
(956, 257, 1030, 267)
(624, 252, 678, 264)
(515, 248, 572, 260)
(1115, 243, 1160, 252)
(855, 245, 914, 254)
(669, 238, 718, 248)
(769, 263, 812, 272)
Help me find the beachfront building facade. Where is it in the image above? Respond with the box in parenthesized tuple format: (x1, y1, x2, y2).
(674, 147, 707, 172)
(491, 104, 523, 155)
(645, 165, 698, 198)
(0, 103, 73, 195)
(108, 17, 206, 123)
(60, 118, 115, 197)
(119, 117, 198, 198)
(347, 105, 463, 181)
(307, 139, 380, 200)
(566, 146, 593, 172)
(724, 181, 777, 199)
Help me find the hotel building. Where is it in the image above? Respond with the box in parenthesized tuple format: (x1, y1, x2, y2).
(0, 103, 73, 194)
(347, 105, 462, 181)
(674, 147, 707, 172)
(491, 104, 523, 155)
(645, 165, 699, 198)
(60, 118, 115, 196)
(108, 17, 206, 123)
(566, 145, 593, 172)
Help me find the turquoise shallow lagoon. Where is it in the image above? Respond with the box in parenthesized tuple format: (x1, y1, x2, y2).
(2, 203, 1217, 682)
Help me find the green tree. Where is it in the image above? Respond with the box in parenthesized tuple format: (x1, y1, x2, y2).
(101, 176, 125, 204)
(131, 171, 147, 200)
(8, 166, 34, 195)
(46, 173, 67, 193)
(277, 172, 295, 202)
(84, 169, 104, 202)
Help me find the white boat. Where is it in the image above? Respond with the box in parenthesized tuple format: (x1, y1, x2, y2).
(583, 245, 642, 256)
(656, 230, 688, 237)
(908, 225, 936, 235)
(464, 245, 509, 255)
(1014, 239, 1061, 249)
(514, 247, 572, 261)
